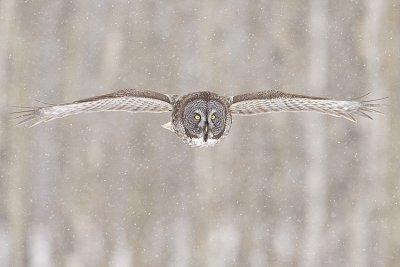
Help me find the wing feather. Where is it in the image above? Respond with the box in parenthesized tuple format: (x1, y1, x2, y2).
(230, 90, 383, 122)
(11, 89, 176, 127)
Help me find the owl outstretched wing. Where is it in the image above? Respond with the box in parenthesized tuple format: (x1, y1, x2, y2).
(230, 90, 383, 122)
(12, 89, 177, 127)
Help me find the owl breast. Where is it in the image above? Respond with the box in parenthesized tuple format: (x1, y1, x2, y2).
(171, 91, 232, 147)
(182, 137, 221, 147)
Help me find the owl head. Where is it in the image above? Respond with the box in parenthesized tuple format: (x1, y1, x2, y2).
(172, 92, 232, 147)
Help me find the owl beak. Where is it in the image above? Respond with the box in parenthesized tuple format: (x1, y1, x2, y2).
(203, 122, 209, 142)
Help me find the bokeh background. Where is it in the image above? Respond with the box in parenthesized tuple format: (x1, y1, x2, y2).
(1, 0, 399, 266)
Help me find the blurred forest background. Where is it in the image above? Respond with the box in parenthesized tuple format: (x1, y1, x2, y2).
(0, 0, 399, 266)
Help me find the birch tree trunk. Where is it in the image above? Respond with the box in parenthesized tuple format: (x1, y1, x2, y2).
(2, 1, 27, 266)
(301, 0, 328, 266)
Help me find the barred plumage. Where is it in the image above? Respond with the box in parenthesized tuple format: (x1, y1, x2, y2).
(11, 89, 383, 147)
(12, 89, 175, 127)
(230, 90, 381, 122)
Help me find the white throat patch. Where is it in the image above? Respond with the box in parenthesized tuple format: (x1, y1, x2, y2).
(189, 138, 219, 147)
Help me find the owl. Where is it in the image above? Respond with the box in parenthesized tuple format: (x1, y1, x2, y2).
(12, 89, 382, 147)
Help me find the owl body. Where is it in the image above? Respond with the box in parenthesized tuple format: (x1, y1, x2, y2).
(13, 89, 382, 147)
(171, 91, 232, 147)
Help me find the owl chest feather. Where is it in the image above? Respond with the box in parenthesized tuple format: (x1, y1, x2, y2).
(185, 137, 220, 147)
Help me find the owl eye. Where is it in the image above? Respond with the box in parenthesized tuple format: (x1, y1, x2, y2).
(194, 114, 201, 121)
(210, 114, 216, 121)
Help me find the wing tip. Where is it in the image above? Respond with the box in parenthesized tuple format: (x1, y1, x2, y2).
(356, 96, 387, 121)
(9, 107, 43, 127)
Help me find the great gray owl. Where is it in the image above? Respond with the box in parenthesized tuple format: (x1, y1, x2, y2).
(12, 89, 382, 147)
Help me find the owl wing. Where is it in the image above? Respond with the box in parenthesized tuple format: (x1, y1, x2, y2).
(12, 89, 177, 127)
(230, 90, 382, 122)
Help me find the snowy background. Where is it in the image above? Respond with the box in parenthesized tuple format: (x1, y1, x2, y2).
(1, 0, 399, 266)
